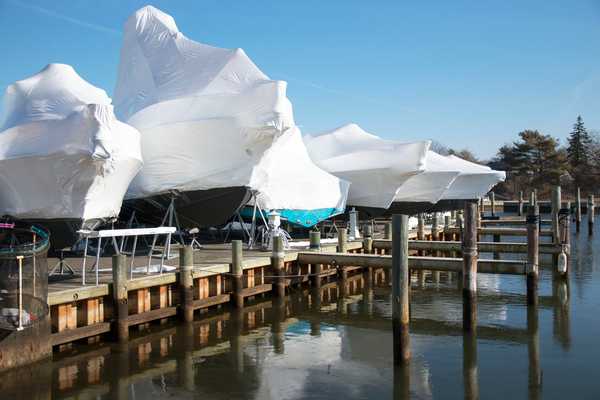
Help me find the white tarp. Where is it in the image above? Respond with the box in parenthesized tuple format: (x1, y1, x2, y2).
(437, 154, 506, 199)
(394, 151, 505, 202)
(0, 63, 143, 222)
(115, 6, 347, 213)
(304, 124, 430, 209)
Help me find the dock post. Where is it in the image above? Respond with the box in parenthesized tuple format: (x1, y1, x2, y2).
(362, 231, 373, 254)
(231, 240, 244, 308)
(462, 200, 478, 332)
(557, 207, 570, 278)
(337, 228, 348, 253)
(526, 201, 539, 306)
(271, 235, 286, 298)
(384, 222, 392, 240)
(551, 186, 561, 245)
(444, 215, 451, 240)
(112, 254, 129, 342)
(337, 228, 349, 282)
(392, 214, 410, 364)
(588, 194, 595, 235)
(310, 231, 322, 288)
(576, 187, 581, 233)
(309, 230, 321, 251)
(417, 214, 425, 256)
(518, 191, 524, 216)
(431, 212, 440, 241)
(490, 191, 496, 217)
(179, 246, 195, 322)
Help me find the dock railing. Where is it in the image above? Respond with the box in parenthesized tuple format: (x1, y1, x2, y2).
(78, 227, 177, 286)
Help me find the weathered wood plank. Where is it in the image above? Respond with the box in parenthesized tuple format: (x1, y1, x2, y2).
(51, 322, 111, 346)
(126, 307, 178, 326)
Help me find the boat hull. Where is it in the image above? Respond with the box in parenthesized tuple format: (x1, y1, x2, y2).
(123, 187, 251, 228)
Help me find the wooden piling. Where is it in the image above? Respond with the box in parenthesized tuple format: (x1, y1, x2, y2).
(462, 200, 478, 332)
(309, 230, 321, 250)
(384, 222, 392, 240)
(392, 214, 410, 364)
(551, 185, 561, 246)
(179, 246, 194, 322)
(337, 228, 349, 280)
(576, 187, 581, 232)
(112, 254, 128, 342)
(271, 236, 286, 298)
(518, 191, 524, 216)
(431, 212, 440, 241)
(417, 214, 425, 256)
(490, 191, 496, 217)
(588, 194, 595, 235)
(362, 235, 373, 255)
(526, 201, 539, 306)
(231, 240, 244, 308)
(337, 228, 348, 253)
(310, 230, 322, 288)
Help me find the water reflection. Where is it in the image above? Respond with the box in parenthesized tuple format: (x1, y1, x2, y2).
(1, 217, 590, 399)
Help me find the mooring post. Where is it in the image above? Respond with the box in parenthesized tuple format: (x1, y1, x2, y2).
(112, 254, 129, 342)
(179, 246, 195, 322)
(417, 214, 425, 256)
(309, 230, 321, 251)
(231, 240, 244, 308)
(309, 230, 322, 288)
(551, 186, 561, 245)
(362, 231, 373, 254)
(337, 228, 349, 281)
(384, 222, 392, 240)
(492, 232, 501, 260)
(526, 201, 539, 306)
(271, 235, 286, 298)
(518, 191, 524, 216)
(444, 215, 451, 240)
(462, 200, 478, 332)
(392, 214, 410, 364)
(337, 228, 348, 253)
(557, 207, 570, 278)
(588, 194, 595, 235)
(490, 191, 496, 217)
(576, 187, 582, 232)
(431, 212, 440, 241)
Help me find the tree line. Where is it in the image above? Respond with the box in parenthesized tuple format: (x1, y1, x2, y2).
(434, 116, 599, 199)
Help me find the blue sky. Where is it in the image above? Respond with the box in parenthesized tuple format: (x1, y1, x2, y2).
(1, 0, 599, 159)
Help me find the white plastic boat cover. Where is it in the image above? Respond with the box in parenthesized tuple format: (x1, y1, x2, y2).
(304, 124, 430, 209)
(394, 151, 505, 202)
(437, 154, 505, 199)
(114, 6, 348, 222)
(0, 64, 143, 222)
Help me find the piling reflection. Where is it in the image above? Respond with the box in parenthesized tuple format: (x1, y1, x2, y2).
(0, 262, 576, 400)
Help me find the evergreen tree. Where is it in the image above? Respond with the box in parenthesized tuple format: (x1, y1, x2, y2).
(490, 130, 567, 196)
(567, 116, 591, 177)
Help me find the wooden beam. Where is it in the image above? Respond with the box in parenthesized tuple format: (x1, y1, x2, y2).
(297, 252, 526, 275)
(444, 227, 553, 237)
(126, 306, 178, 326)
(373, 239, 562, 254)
(51, 322, 111, 346)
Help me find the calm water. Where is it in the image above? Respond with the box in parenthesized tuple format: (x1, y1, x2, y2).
(3, 213, 600, 399)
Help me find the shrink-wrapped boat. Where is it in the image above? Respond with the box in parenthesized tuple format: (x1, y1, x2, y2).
(115, 6, 348, 228)
(0, 64, 143, 247)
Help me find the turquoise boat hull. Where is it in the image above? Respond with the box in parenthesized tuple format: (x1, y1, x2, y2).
(240, 206, 342, 228)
